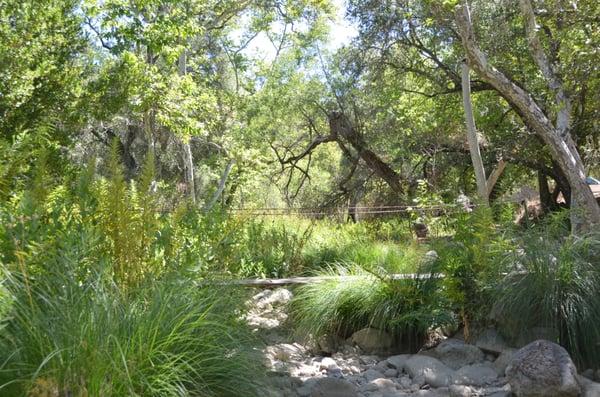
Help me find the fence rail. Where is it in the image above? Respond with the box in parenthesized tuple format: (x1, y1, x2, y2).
(207, 273, 445, 287)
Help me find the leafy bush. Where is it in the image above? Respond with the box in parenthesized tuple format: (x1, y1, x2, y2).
(0, 247, 263, 396)
(493, 216, 600, 368)
(290, 262, 454, 353)
(434, 206, 507, 339)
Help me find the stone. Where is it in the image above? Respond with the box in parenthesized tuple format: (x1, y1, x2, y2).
(311, 377, 359, 397)
(583, 369, 596, 380)
(318, 334, 342, 354)
(449, 385, 474, 397)
(387, 354, 411, 370)
(475, 329, 508, 355)
(319, 357, 339, 371)
(433, 339, 485, 370)
(404, 355, 456, 388)
(367, 378, 396, 392)
(506, 339, 580, 397)
(579, 376, 600, 397)
(364, 369, 385, 382)
(452, 364, 498, 386)
(424, 250, 439, 263)
(351, 328, 394, 354)
(297, 385, 312, 397)
(493, 348, 516, 376)
(384, 368, 398, 377)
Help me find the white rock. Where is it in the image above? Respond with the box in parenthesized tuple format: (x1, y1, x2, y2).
(448, 385, 474, 397)
(319, 357, 339, 371)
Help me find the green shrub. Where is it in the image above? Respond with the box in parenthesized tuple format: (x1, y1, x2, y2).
(0, 260, 263, 396)
(493, 217, 600, 368)
(290, 262, 454, 352)
(434, 206, 507, 339)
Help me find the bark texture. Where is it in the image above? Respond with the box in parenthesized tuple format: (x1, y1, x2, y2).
(455, 2, 600, 232)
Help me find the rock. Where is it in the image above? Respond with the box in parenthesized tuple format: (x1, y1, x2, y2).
(364, 378, 396, 393)
(493, 348, 516, 376)
(583, 369, 596, 380)
(387, 354, 411, 370)
(364, 369, 385, 382)
(360, 355, 381, 365)
(506, 339, 580, 397)
(297, 385, 312, 397)
(311, 377, 359, 397)
(579, 376, 600, 397)
(318, 334, 342, 354)
(434, 339, 484, 370)
(449, 385, 474, 397)
(452, 364, 498, 386)
(404, 355, 456, 388)
(382, 392, 411, 397)
(319, 357, 339, 371)
(384, 368, 398, 377)
(351, 328, 394, 354)
(475, 329, 508, 355)
(375, 360, 391, 371)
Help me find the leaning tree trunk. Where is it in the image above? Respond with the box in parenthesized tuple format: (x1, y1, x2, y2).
(329, 112, 404, 195)
(455, 2, 600, 233)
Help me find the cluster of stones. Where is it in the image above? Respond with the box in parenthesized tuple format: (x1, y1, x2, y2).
(247, 288, 600, 397)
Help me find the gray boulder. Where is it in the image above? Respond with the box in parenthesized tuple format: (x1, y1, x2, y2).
(350, 327, 394, 354)
(387, 354, 411, 370)
(506, 339, 580, 397)
(579, 376, 600, 397)
(493, 348, 516, 376)
(404, 355, 456, 388)
(452, 364, 498, 386)
(475, 329, 508, 355)
(311, 377, 358, 397)
(433, 339, 485, 370)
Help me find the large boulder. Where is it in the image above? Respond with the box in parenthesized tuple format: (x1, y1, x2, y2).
(452, 364, 499, 386)
(404, 354, 456, 388)
(433, 339, 485, 370)
(506, 340, 581, 397)
(311, 377, 358, 397)
(350, 327, 394, 354)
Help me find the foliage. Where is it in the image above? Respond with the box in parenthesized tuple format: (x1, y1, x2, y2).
(290, 261, 454, 353)
(493, 214, 600, 368)
(434, 206, 508, 339)
(0, 264, 262, 396)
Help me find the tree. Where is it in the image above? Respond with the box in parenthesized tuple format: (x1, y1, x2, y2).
(454, 1, 600, 232)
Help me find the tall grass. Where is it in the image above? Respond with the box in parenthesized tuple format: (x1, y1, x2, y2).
(493, 218, 600, 368)
(0, 259, 263, 396)
(290, 262, 454, 353)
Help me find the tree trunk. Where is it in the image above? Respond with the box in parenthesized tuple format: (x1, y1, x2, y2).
(455, 3, 600, 233)
(178, 50, 196, 204)
(461, 62, 489, 205)
(329, 112, 403, 195)
(204, 160, 234, 212)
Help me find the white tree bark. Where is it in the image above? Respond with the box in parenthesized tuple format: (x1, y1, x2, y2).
(455, 2, 600, 232)
(204, 160, 235, 212)
(461, 62, 489, 205)
(178, 50, 196, 204)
